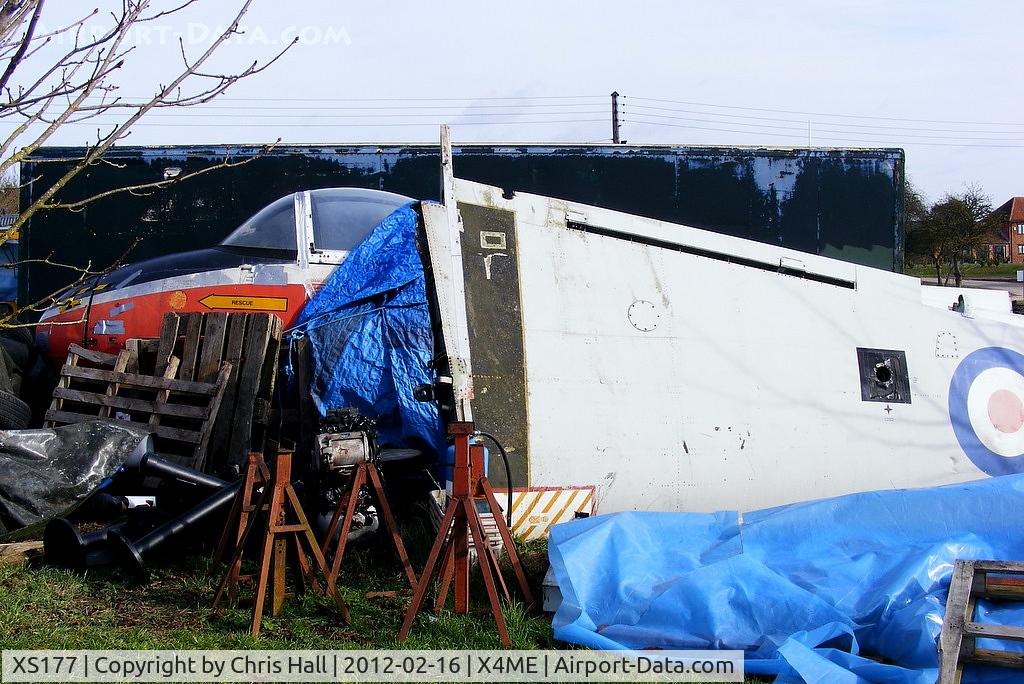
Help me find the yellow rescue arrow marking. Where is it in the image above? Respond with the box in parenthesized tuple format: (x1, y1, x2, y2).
(199, 294, 288, 312)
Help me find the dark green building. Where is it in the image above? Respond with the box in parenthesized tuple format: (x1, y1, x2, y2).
(20, 144, 904, 305)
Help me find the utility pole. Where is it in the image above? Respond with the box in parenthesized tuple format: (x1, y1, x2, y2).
(611, 91, 621, 144)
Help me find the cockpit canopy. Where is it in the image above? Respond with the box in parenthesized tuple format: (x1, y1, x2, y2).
(220, 188, 412, 255)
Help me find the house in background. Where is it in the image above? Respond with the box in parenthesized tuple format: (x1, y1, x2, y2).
(990, 197, 1024, 263)
(979, 217, 1010, 262)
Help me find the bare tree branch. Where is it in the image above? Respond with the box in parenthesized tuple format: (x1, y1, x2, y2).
(0, 0, 43, 95)
(0, 1, 297, 328)
(0, 235, 142, 328)
(138, 0, 200, 23)
(39, 141, 279, 212)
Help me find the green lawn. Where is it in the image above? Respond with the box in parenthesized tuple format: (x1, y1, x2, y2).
(0, 530, 764, 682)
(0, 534, 552, 651)
(905, 262, 1024, 280)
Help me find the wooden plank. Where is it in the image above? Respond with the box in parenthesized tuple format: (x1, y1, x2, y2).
(963, 622, 1024, 642)
(179, 313, 204, 381)
(197, 312, 229, 384)
(967, 648, 1024, 668)
(44, 410, 203, 444)
(133, 338, 161, 354)
(97, 350, 132, 419)
(155, 314, 181, 377)
(207, 314, 248, 473)
(126, 338, 160, 374)
(46, 348, 82, 424)
(0, 541, 43, 567)
(191, 362, 232, 473)
(123, 340, 141, 374)
(67, 344, 119, 367)
(981, 575, 1024, 600)
(248, 315, 283, 456)
(295, 337, 315, 452)
(227, 314, 273, 467)
(258, 316, 283, 409)
(148, 355, 182, 430)
(938, 559, 974, 684)
(51, 386, 209, 420)
(973, 560, 1024, 573)
(60, 365, 219, 395)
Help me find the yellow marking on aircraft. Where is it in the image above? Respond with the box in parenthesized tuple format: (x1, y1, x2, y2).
(198, 294, 288, 312)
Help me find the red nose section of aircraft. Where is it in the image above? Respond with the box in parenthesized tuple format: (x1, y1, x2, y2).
(36, 187, 413, 367)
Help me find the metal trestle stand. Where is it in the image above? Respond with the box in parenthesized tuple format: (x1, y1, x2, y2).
(212, 450, 350, 637)
(321, 460, 417, 591)
(398, 422, 534, 647)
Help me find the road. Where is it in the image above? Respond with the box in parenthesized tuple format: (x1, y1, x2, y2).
(919, 277, 1023, 299)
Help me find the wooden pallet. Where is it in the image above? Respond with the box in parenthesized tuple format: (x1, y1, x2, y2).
(45, 344, 230, 470)
(938, 559, 1024, 683)
(128, 312, 283, 474)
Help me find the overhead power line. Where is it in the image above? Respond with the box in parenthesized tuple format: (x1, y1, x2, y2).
(39, 109, 609, 120)
(60, 101, 608, 112)
(80, 94, 607, 104)
(627, 96, 1024, 128)
(11, 90, 1024, 149)
(624, 116, 1024, 149)
(625, 111, 1024, 142)
(624, 103, 1024, 135)
(42, 118, 610, 129)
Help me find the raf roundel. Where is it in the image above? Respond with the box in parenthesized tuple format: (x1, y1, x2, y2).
(949, 347, 1024, 476)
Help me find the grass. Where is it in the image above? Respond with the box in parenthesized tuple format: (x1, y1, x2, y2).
(905, 262, 1024, 280)
(0, 531, 554, 651)
(0, 529, 764, 682)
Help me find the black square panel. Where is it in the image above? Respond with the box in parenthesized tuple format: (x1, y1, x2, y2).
(856, 348, 911, 404)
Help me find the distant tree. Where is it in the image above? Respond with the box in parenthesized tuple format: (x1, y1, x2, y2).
(0, 167, 16, 214)
(904, 178, 928, 229)
(903, 179, 944, 282)
(960, 182, 994, 223)
(908, 183, 997, 286)
(925, 197, 984, 288)
(960, 183, 1004, 264)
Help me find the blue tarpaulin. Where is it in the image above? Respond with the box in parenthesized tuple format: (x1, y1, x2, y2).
(549, 475, 1024, 683)
(292, 203, 444, 455)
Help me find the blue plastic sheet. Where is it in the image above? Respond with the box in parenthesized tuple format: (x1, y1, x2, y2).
(549, 475, 1024, 683)
(292, 204, 444, 455)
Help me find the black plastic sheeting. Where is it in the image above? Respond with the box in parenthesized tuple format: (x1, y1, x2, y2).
(0, 421, 150, 538)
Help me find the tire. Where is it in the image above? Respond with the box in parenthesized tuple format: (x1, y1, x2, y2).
(0, 326, 34, 371)
(0, 389, 31, 430)
(0, 335, 30, 371)
(0, 346, 14, 394)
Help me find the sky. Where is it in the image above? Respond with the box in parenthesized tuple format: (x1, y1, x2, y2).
(18, 1, 1024, 205)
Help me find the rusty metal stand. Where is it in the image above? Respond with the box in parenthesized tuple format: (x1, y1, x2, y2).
(210, 452, 270, 597)
(398, 422, 534, 647)
(212, 450, 350, 637)
(322, 461, 417, 591)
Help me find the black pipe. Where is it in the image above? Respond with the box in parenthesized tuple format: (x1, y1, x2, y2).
(474, 431, 514, 530)
(43, 457, 228, 571)
(124, 450, 227, 490)
(109, 480, 242, 578)
(44, 518, 126, 569)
